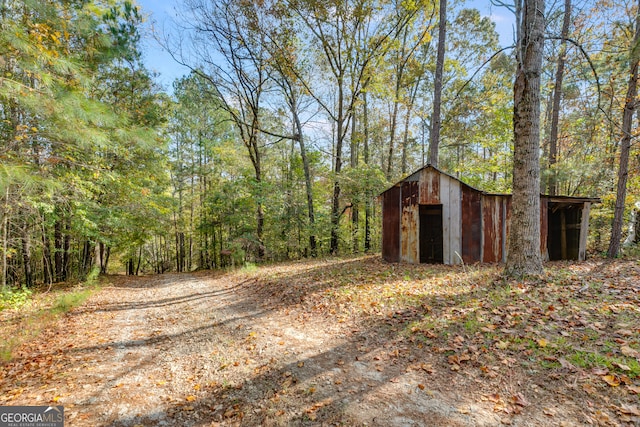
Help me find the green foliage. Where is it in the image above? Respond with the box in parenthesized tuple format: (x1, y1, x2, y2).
(51, 288, 92, 314)
(0, 287, 33, 312)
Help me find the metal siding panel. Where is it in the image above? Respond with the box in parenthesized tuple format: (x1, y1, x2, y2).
(450, 179, 462, 264)
(461, 186, 482, 263)
(382, 186, 400, 262)
(419, 169, 430, 204)
(482, 196, 502, 263)
(401, 182, 419, 263)
(420, 168, 440, 205)
(441, 176, 451, 264)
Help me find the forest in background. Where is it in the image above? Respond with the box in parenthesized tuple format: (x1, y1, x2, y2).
(1, 0, 639, 289)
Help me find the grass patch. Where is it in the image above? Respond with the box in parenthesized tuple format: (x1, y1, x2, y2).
(51, 288, 93, 314)
(0, 281, 100, 362)
(568, 351, 640, 378)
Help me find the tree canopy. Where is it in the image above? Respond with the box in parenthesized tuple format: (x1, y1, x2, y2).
(2, 0, 639, 286)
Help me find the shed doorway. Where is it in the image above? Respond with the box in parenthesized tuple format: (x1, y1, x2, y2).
(548, 203, 582, 260)
(420, 205, 443, 263)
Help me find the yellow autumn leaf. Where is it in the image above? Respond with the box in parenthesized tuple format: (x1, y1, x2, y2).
(537, 338, 548, 348)
(602, 375, 620, 387)
(186, 395, 197, 402)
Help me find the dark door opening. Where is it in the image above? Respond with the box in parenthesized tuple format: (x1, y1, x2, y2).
(420, 205, 443, 263)
(548, 203, 582, 260)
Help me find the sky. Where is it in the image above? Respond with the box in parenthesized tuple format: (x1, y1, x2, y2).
(135, 0, 517, 93)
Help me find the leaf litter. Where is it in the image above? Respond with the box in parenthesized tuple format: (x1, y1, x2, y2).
(0, 256, 639, 426)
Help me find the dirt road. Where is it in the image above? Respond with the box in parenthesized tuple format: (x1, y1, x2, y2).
(1, 259, 601, 426)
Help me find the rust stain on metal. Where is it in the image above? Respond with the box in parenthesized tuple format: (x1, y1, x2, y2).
(461, 185, 482, 263)
(401, 182, 419, 263)
(482, 196, 503, 263)
(382, 186, 400, 262)
(420, 168, 440, 204)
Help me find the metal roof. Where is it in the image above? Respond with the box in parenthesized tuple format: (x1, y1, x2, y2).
(379, 164, 600, 203)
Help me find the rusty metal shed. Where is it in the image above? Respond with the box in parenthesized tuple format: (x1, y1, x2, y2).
(380, 165, 599, 265)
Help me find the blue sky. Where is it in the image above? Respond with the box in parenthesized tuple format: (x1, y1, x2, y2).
(135, 0, 516, 92)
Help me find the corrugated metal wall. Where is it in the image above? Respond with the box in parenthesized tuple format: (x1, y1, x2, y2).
(381, 165, 594, 265)
(382, 186, 400, 262)
(439, 174, 462, 264)
(461, 186, 482, 263)
(481, 195, 507, 263)
(400, 181, 419, 263)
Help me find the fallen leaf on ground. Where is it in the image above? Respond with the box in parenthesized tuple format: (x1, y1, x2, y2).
(616, 404, 640, 416)
(592, 367, 609, 376)
(512, 393, 529, 407)
(614, 362, 631, 371)
(602, 375, 620, 387)
(582, 383, 597, 394)
(621, 345, 640, 358)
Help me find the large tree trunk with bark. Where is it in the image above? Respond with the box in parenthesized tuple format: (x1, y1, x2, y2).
(505, 0, 545, 278)
(608, 0, 640, 258)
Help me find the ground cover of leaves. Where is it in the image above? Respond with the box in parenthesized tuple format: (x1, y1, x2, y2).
(1, 255, 639, 426)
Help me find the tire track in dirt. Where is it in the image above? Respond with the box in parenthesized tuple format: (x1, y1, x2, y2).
(2, 270, 507, 426)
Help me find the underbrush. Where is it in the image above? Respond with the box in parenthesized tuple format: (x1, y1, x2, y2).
(0, 277, 101, 362)
(0, 286, 33, 311)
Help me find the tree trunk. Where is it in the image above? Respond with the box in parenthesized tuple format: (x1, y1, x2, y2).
(505, 0, 545, 278)
(428, 0, 447, 168)
(297, 124, 317, 257)
(81, 240, 92, 278)
(136, 246, 142, 275)
(21, 226, 32, 287)
(286, 87, 317, 258)
(2, 186, 9, 290)
(351, 111, 360, 253)
(102, 246, 110, 274)
(547, 0, 571, 196)
(401, 76, 422, 175)
(54, 216, 63, 282)
(63, 221, 70, 281)
(608, 0, 640, 258)
(330, 80, 345, 255)
(387, 84, 401, 179)
(93, 242, 102, 275)
(363, 92, 372, 252)
(41, 220, 52, 286)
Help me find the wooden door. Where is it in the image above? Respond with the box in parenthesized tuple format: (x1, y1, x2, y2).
(420, 205, 443, 263)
